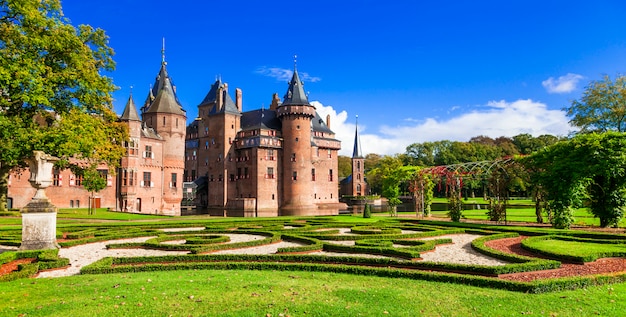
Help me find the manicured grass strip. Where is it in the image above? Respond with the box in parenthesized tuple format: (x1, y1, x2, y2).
(80, 256, 626, 294)
(521, 235, 626, 263)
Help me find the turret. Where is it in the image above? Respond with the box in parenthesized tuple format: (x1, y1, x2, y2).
(141, 44, 186, 214)
(277, 64, 316, 210)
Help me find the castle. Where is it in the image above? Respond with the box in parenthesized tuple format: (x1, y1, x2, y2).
(7, 55, 346, 216)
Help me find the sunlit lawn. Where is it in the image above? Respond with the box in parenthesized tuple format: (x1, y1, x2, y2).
(0, 270, 624, 317)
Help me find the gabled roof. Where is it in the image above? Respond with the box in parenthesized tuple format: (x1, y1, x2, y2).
(120, 94, 141, 121)
(240, 108, 281, 131)
(282, 67, 311, 106)
(200, 79, 241, 115)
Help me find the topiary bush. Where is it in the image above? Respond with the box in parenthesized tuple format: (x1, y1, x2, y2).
(363, 203, 372, 218)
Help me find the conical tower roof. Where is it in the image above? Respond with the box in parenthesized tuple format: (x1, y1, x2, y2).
(120, 93, 141, 121)
(144, 59, 185, 115)
(352, 116, 363, 158)
(282, 65, 311, 106)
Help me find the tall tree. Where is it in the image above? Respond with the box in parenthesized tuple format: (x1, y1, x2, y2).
(337, 155, 352, 178)
(521, 132, 626, 228)
(566, 74, 626, 133)
(0, 0, 127, 211)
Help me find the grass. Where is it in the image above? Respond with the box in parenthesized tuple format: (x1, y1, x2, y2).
(0, 215, 625, 316)
(1, 270, 625, 317)
(525, 239, 626, 259)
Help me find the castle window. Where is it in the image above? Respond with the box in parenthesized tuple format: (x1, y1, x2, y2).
(311, 168, 316, 181)
(244, 167, 248, 178)
(144, 145, 153, 159)
(291, 153, 296, 162)
(266, 167, 274, 179)
(209, 174, 214, 182)
(272, 194, 275, 200)
(295, 137, 299, 142)
(205, 141, 209, 149)
(204, 127, 208, 136)
(129, 170, 135, 186)
(170, 173, 177, 188)
(328, 169, 333, 182)
(266, 149, 274, 161)
(357, 173, 361, 181)
(230, 174, 235, 182)
(292, 171, 297, 181)
(191, 170, 196, 180)
(142, 172, 152, 187)
(176, 118, 178, 128)
(75, 174, 83, 186)
(357, 161, 361, 172)
(218, 174, 223, 182)
(122, 169, 128, 186)
(327, 149, 332, 158)
(296, 125, 300, 130)
(52, 169, 61, 186)
(163, 116, 166, 126)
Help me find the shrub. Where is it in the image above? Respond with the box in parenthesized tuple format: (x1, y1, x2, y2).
(363, 203, 372, 218)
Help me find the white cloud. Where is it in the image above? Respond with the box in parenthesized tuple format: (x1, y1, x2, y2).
(255, 66, 321, 82)
(312, 99, 575, 156)
(542, 73, 584, 94)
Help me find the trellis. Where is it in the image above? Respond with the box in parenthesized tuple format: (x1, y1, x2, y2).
(411, 157, 517, 223)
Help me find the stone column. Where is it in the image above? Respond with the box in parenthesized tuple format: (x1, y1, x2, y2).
(19, 151, 60, 250)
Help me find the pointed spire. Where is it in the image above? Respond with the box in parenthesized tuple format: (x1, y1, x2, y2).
(352, 115, 363, 158)
(161, 37, 166, 64)
(120, 91, 141, 121)
(282, 56, 311, 106)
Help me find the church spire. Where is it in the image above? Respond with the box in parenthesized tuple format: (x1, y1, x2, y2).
(352, 115, 363, 158)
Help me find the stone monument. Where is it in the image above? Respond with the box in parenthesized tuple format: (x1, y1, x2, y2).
(19, 151, 60, 250)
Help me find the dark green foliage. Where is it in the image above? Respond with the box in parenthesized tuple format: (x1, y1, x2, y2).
(363, 203, 372, 218)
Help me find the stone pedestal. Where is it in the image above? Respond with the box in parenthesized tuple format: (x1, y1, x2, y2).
(20, 211, 59, 250)
(19, 151, 60, 250)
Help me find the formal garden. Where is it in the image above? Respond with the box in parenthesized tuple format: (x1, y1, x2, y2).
(0, 208, 624, 316)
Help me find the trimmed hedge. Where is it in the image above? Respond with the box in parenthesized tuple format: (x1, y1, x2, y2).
(278, 235, 323, 253)
(521, 235, 626, 263)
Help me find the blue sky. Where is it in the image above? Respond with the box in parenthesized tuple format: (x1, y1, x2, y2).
(60, 0, 626, 156)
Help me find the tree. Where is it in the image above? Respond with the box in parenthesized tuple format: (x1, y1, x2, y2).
(82, 167, 107, 215)
(0, 0, 128, 211)
(521, 132, 626, 228)
(337, 155, 352, 178)
(566, 74, 626, 133)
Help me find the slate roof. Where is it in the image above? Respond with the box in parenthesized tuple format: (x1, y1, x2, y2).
(240, 108, 281, 131)
(120, 94, 141, 121)
(199, 79, 240, 115)
(282, 68, 310, 106)
(143, 62, 186, 116)
(312, 112, 333, 134)
(352, 118, 363, 158)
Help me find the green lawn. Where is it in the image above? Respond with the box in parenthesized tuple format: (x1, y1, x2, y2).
(524, 238, 626, 259)
(1, 270, 624, 317)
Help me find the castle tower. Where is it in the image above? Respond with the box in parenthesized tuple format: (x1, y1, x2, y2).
(142, 47, 187, 215)
(118, 93, 142, 212)
(277, 64, 316, 210)
(351, 116, 366, 196)
(197, 79, 242, 208)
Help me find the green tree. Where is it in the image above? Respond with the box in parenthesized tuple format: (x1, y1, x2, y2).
(566, 74, 626, 133)
(337, 155, 352, 178)
(0, 0, 127, 211)
(82, 167, 107, 215)
(521, 132, 626, 228)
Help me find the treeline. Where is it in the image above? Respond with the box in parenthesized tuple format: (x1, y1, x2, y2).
(338, 133, 562, 180)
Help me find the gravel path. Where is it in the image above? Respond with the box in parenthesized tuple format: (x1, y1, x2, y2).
(36, 237, 189, 278)
(417, 234, 510, 266)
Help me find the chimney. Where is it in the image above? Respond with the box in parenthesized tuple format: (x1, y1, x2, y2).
(270, 93, 280, 111)
(235, 88, 242, 112)
(216, 86, 223, 111)
(326, 114, 331, 129)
